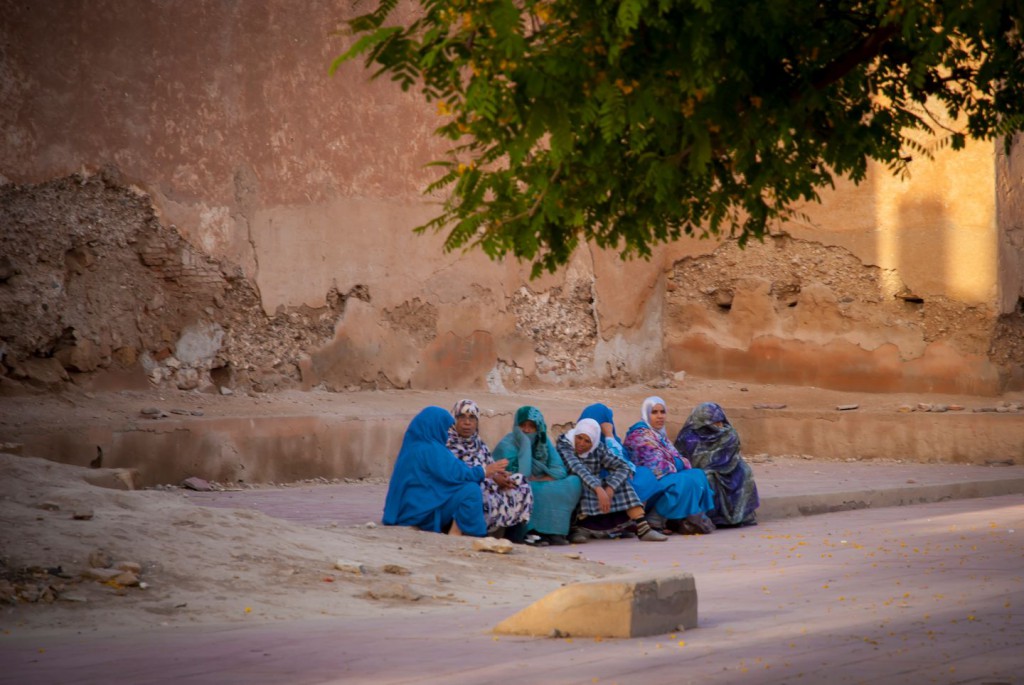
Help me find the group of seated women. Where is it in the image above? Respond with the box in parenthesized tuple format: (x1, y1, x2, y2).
(382, 396, 760, 545)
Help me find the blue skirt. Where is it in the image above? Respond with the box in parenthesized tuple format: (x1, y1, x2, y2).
(631, 463, 715, 520)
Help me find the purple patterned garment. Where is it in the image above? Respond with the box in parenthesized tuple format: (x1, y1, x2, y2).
(674, 402, 759, 527)
(447, 399, 533, 530)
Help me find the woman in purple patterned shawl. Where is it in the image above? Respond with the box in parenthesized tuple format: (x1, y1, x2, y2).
(622, 396, 717, 534)
(446, 399, 533, 536)
(675, 402, 759, 527)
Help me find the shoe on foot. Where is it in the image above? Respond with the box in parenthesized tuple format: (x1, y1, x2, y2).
(647, 512, 667, 530)
(545, 534, 570, 546)
(568, 530, 590, 544)
(638, 527, 668, 542)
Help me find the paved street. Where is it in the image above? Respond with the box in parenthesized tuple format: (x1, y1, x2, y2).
(3, 460, 1022, 685)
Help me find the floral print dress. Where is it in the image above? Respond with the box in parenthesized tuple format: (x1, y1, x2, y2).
(447, 428, 533, 530)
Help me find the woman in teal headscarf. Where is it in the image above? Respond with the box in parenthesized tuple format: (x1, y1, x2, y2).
(493, 406, 582, 546)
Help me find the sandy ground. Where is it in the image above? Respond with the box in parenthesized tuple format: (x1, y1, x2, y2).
(0, 452, 621, 638)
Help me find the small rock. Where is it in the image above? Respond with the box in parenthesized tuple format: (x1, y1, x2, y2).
(472, 537, 514, 554)
(897, 405, 913, 413)
(81, 567, 122, 582)
(753, 403, 787, 410)
(931, 404, 949, 413)
(335, 560, 367, 574)
(37, 501, 61, 511)
(917, 403, 932, 412)
(364, 582, 421, 602)
(169, 408, 192, 415)
(181, 477, 212, 492)
(113, 561, 142, 574)
(113, 571, 140, 587)
(836, 404, 859, 411)
(88, 549, 113, 568)
(382, 564, 411, 576)
(140, 407, 163, 416)
(58, 593, 88, 603)
(948, 404, 964, 411)
(364, 521, 377, 529)
(72, 509, 94, 521)
(219, 386, 234, 395)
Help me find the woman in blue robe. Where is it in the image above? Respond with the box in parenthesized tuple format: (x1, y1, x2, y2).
(493, 406, 582, 545)
(675, 402, 759, 527)
(382, 406, 508, 537)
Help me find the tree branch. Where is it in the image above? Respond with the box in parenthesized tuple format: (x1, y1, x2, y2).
(810, 24, 900, 92)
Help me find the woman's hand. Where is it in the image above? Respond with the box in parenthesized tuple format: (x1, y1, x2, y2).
(485, 459, 509, 480)
(595, 485, 612, 514)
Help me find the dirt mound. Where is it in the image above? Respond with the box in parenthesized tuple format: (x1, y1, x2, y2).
(0, 452, 618, 634)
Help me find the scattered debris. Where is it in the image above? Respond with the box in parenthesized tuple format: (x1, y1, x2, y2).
(472, 537, 514, 555)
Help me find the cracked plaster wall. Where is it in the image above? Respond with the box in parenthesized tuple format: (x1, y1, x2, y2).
(1, 1, 1021, 396)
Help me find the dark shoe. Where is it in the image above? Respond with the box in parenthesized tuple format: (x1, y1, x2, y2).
(505, 522, 530, 543)
(524, 534, 549, 547)
(545, 534, 570, 546)
(568, 529, 590, 544)
(676, 513, 716, 535)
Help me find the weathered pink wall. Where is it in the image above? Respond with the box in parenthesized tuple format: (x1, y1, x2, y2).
(1, 0, 1020, 395)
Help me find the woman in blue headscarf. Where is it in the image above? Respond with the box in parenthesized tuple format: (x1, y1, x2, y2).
(675, 402, 759, 527)
(578, 403, 634, 467)
(622, 396, 717, 534)
(383, 406, 509, 537)
(493, 406, 582, 546)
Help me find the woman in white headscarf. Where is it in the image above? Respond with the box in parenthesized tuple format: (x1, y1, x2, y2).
(622, 396, 717, 535)
(556, 418, 667, 543)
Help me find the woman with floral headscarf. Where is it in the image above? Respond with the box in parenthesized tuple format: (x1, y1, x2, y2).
(622, 396, 717, 535)
(383, 406, 507, 537)
(447, 399, 533, 536)
(558, 418, 667, 543)
(493, 406, 581, 546)
(675, 402, 759, 527)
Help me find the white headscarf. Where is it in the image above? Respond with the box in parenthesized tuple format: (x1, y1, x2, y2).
(567, 418, 602, 458)
(641, 396, 668, 437)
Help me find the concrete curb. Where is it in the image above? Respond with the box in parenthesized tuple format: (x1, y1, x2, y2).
(759, 476, 1024, 521)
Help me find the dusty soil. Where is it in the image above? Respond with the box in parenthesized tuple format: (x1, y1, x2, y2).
(0, 451, 621, 637)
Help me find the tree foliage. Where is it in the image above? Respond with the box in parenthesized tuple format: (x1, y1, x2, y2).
(334, 0, 1024, 276)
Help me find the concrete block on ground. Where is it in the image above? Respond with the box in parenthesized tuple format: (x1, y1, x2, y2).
(493, 570, 697, 638)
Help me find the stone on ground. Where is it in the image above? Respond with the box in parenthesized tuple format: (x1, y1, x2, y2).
(493, 571, 697, 638)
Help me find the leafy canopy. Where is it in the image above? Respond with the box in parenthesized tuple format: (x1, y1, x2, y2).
(334, 0, 1024, 276)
